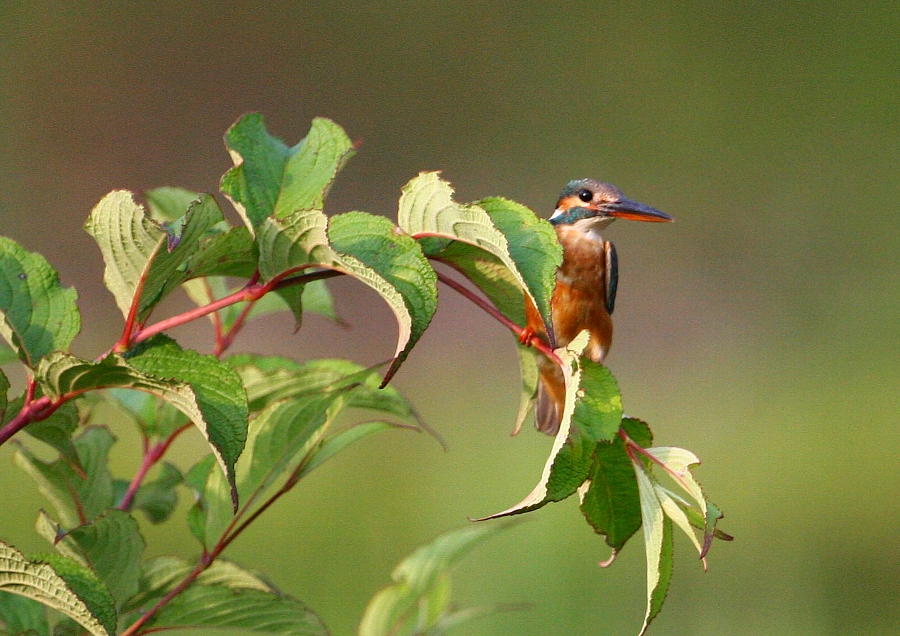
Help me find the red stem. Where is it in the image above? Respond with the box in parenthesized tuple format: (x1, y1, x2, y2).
(213, 300, 256, 357)
(434, 271, 561, 364)
(118, 423, 192, 512)
(131, 268, 340, 347)
(115, 265, 152, 352)
(0, 395, 55, 446)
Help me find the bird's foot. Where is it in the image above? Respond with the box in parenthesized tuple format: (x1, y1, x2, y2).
(518, 327, 536, 347)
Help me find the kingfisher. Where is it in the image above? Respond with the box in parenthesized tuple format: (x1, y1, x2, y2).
(524, 179, 673, 435)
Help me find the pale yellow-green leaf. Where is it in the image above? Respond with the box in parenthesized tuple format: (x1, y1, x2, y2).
(474, 331, 589, 519)
(0, 540, 110, 636)
(633, 459, 665, 636)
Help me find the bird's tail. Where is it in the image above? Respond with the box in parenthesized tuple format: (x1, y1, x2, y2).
(534, 382, 561, 435)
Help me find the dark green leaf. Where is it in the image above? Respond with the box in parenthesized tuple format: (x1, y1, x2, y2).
(622, 417, 653, 448)
(37, 341, 248, 504)
(0, 541, 112, 636)
(571, 359, 623, 443)
(14, 427, 115, 527)
(0, 237, 80, 368)
(127, 462, 182, 524)
(183, 455, 216, 547)
(64, 510, 145, 611)
(477, 196, 560, 339)
(220, 114, 354, 230)
(126, 336, 248, 503)
(23, 403, 81, 473)
(182, 226, 259, 279)
(328, 211, 437, 382)
(580, 435, 643, 551)
(543, 426, 596, 503)
(0, 591, 49, 636)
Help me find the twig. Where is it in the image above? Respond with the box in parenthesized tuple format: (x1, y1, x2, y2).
(118, 423, 192, 512)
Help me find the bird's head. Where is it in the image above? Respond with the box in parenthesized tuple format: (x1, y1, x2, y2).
(549, 179, 673, 230)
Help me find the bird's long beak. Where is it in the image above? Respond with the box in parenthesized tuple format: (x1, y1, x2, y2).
(601, 198, 673, 223)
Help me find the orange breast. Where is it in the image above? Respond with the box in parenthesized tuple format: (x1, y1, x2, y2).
(526, 224, 612, 361)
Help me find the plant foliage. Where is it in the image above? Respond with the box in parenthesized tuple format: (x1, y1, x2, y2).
(0, 114, 729, 636)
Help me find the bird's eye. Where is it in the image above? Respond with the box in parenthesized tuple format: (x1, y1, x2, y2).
(578, 189, 592, 202)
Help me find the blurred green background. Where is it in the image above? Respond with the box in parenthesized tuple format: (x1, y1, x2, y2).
(1, 2, 899, 635)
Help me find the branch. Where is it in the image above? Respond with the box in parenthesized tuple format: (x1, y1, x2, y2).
(131, 268, 342, 347)
(118, 423, 191, 512)
(434, 270, 561, 365)
(0, 395, 55, 446)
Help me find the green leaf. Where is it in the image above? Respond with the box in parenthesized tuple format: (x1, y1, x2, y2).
(427, 240, 528, 324)
(133, 559, 327, 636)
(511, 345, 539, 436)
(328, 212, 438, 382)
(203, 389, 351, 550)
(221, 114, 354, 231)
(0, 591, 49, 636)
(125, 557, 271, 617)
(622, 417, 653, 448)
(476, 196, 560, 336)
(84, 190, 224, 321)
(143, 583, 328, 636)
(359, 522, 513, 636)
(230, 356, 418, 423)
(258, 208, 433, 380)
(543, 424, 597, 503)
(126, 336, 248, 506)
(475, 331, 598, 520)
(397, 172, 561, 338)
(64, 510, 145, 611)
(0, 343, 17, 366)
(14, 427, 115, 527)
(182, 226, 259, 279)
(0, 540, 113, 636)
(183, 455, 216, 547)
(579, 436, 642, 552)
(572, 359, 623, 443)
(106, 389, 185, 440)
(127, 462, 182, 524)
(0, 236, 81, 368)
(23, 402, 81, 473)
(37, 338, 249, 507)
(297, 420, 399, 480)
(144, 186, 200, 222)
(0, 370, 9, 427)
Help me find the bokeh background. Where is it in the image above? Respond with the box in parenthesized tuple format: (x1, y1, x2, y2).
(2, 3, 899, 635)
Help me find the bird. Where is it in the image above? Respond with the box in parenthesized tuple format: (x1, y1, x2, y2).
(523, 179, 673, 435)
